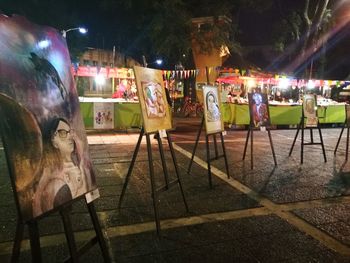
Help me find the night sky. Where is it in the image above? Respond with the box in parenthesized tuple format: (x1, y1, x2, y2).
(0, 0, 349, 79)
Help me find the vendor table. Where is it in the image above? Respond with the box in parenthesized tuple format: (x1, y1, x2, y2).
(221, 103, 346, 125)
(79, 100, 346, 130)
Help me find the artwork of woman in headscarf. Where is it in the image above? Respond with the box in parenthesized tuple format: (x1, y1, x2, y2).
(303, 94, 318, 127)
(206, 91, 220, 122)
(32, 117, 93, 216)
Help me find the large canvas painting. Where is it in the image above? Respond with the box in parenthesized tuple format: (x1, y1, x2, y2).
(133, 66, 172, 133)
(203, 85, 224, 134)
(303, 94, 318, 127)
(0, 15, 97, 221)
(248, 92, 271, 127)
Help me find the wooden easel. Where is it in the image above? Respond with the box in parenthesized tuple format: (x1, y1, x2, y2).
(289, 106, 327, 164)
(0, 131, 110, 262)
(9, 196, 110, 263)
(117, 127, 189, 235)
(334, 104, 350, 161)
(187, 116, 230, 188)
(242, 125, 277, 170)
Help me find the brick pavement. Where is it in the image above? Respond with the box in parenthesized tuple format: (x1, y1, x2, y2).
(1, 117, 350, 262)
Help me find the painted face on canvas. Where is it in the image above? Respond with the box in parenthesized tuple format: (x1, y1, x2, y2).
(253, 93, 262, 105)
(208, 94, 215, 111)
(51, 120, 75, 159)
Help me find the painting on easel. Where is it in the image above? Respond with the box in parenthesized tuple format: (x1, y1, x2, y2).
(303, 94, 318, 127)
(0, 14, 97, 221)
(248, 92, 270, 128)
(133, 66, 172, 133)
(203, 85, 224, 134)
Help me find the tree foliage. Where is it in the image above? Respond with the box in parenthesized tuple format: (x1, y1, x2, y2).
(271, 0, 337, 77)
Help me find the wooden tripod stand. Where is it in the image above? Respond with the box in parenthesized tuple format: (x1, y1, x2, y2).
(188, 116, 230, 188)
(117, 128, 189, 235)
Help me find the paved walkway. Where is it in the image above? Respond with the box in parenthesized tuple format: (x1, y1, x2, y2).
(1, 117, 350, 262)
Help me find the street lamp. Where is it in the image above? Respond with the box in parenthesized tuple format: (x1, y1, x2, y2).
(62, 27, 88, 38)
(142, 55, 163, 68)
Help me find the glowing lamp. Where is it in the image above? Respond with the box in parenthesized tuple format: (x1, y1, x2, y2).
(247, 79, 256, 88)
(95, 74, 106, 85)
(307, 80, 315, 89)
(279, 78, 289, 89)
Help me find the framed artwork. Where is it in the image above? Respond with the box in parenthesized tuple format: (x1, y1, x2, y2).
(133, 66, 172, 133)
(303, 94, 318, 127)
(0, 15, 97, 221)
(94, 102, 114, 129)
(203, 85, 224, 134)
(248, 92, 271, 127)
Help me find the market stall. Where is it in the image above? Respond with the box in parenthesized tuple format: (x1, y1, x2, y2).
(218, 74, 348, 126)
(222, 103, 345, 125)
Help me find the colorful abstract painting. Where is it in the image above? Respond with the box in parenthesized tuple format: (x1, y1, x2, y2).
(0, 14, 97, 221)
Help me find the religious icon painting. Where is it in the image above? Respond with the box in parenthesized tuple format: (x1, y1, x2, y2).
(203, 85, 224, 134)
(142, 82, 166, 118)
(133, 66, 172, 133)
(0, 14, 97, 221)
(303, 94, 318, 127)
(248, 92, 271, 128)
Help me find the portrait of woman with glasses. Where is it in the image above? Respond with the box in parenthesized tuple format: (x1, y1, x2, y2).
(33, 117, 94, 216)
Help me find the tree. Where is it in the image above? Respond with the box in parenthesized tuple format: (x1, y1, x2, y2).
(271, 0, 338, 78)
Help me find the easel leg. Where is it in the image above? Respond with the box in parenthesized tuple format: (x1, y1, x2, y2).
(334, 127, 345, 155)
(267, 129, 277, 166)
(166, 131, 189, 212)
(205, 135, 213, 188)
(60, 206, 79, 262)
(118, 128, 144, 208)
(188, 116, 204, 173)
(289, 125, 300, 156)
(250, 128, 254, 170)
(156, 134, 170, 188)
(346, 127, 349, 161)
(220, 132, 230, 178)
(213, 134, 219, 159)
(242, 128, 250, 160)
(301, 124, 304, 164)
(318, 127, 327, 162)
(27, 220, 42, 263)
(310, 128, 314, 143)
(145, 134, 161, 235)
(87, 202, 111, 263)
(11, 221, 24, 263)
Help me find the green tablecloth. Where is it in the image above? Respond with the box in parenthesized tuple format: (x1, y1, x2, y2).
(221, 103, 346, 125)
(80, 102, 346, 129)
(80, 102, 142, 129)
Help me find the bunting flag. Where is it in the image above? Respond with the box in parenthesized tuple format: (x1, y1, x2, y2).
(73, 65, 347, 89)
(167, 71, 171, 80)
